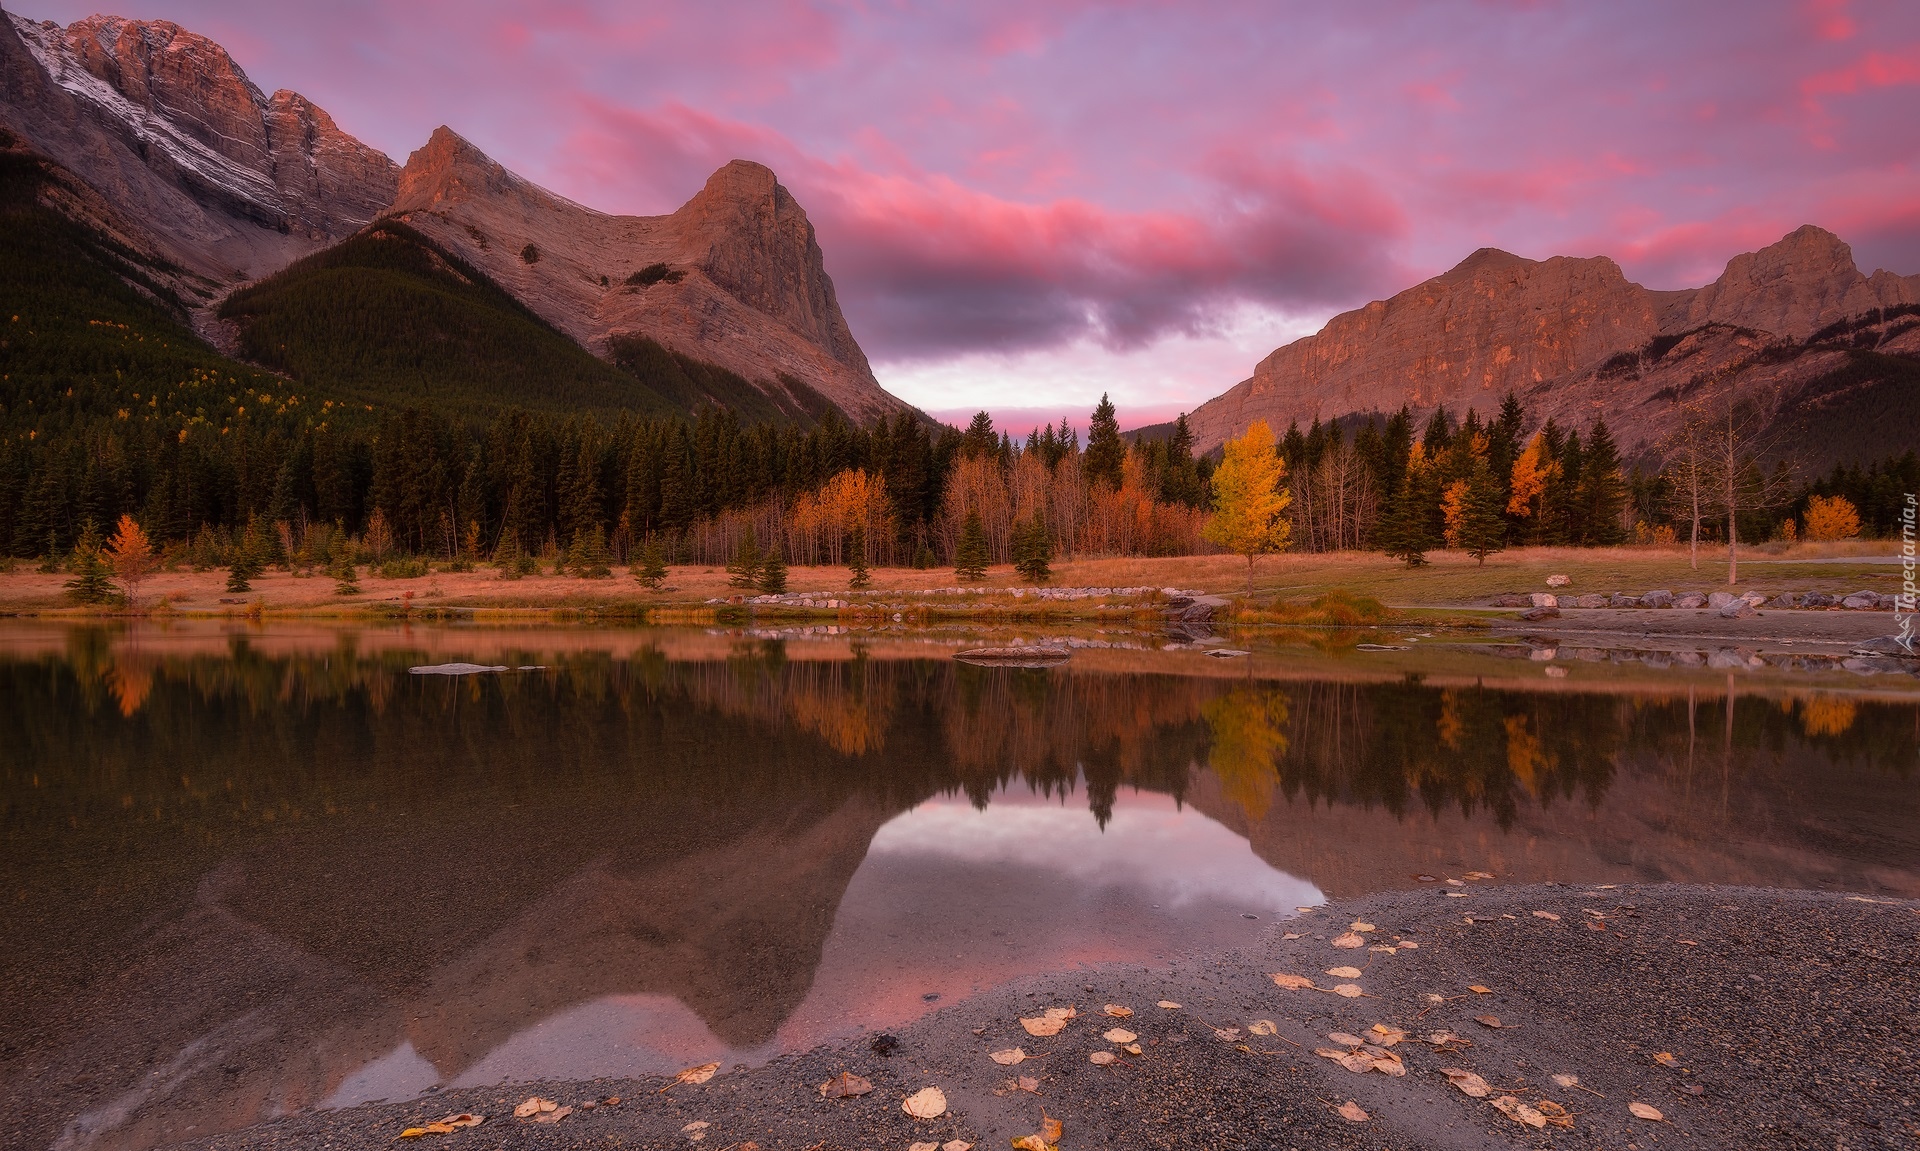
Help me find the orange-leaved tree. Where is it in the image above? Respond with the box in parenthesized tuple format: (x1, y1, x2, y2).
(104, 514, 155, 608)
(1802, 494, 1861, 542)
(1203, 419, 1291, 594)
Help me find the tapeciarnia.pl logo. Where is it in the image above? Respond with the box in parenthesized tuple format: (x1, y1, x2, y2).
(1899, 493, 1916, 654)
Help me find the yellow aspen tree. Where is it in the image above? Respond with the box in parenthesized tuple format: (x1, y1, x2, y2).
(1440, 479, 1471, 548)
(104, 514, 155, 608)
(1802, 495, 1861, 541)
(1507, 432, 1553, 518)
(1203, 419, 1292, 594)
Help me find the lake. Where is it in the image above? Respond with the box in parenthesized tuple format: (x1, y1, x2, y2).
(3, 621, 1917, 1150)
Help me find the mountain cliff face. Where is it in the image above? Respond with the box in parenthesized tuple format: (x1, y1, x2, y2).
(0, 11, 397, 294)
(0, 10, 905, 424)
(390, 128, 899, 423)
(1185, 225, 1920, 456)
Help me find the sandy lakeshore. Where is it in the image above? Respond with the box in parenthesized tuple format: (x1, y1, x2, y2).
(126, 884, 1918, 1151)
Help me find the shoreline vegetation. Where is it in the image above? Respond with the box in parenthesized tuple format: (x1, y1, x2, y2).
(2, 541, 1907, 622)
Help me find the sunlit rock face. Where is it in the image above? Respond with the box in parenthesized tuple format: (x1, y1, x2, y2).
(0, 13, 397, 290)
(1184, 226, 1920, 460)
(391, 129, 903, 423)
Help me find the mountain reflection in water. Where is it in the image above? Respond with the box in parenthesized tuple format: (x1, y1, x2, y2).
(1, 624, 1916, 1151)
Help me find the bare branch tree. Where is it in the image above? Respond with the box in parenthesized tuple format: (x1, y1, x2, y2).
(1669, 365, 1793, 585)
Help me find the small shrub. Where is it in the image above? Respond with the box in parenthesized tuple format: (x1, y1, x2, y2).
(625, 263, 684, 287)
(520, 243, 540, 265)
(378, 557, 430, 579)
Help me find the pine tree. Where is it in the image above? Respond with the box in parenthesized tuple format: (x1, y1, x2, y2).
(566, 523, 613, 578)
(1013, 515, 1052, 583)
(954, 511, 989, 583)
(727, 528, 762, 589)
(1457, 456, 1509, 564)
(756, 544, 788, 595)
(1378, 465, 1438, 567)
(493, 530, 532, 580)
(330, 541, 361, 595)
(1575, 417, 1629, 545)
(64, 521, 117, 605)
(1084, 393, 1125, 490)
(847, 524, 872, 590)
(227, 518, 268, 592)
(633, 536, 667, 590)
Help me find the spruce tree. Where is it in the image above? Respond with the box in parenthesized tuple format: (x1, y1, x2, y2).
(954, 511, 989, 583)
(757, 545, 788, 595)
(1457, 456, 1509, 564)
(567, 523, 613, 578)
(64, 521, 116, 605)
(1378, 473, 1436, 567)
(1013, 516, 1052, 583)
(1084, 393, 1125, 490)
(633, 537, 667, 590)
(727, 528, 762, 589)
(227, 519, 267, 593)
(1575, 418, 1629, 545)
(847, 524, 872, 590)
(494, 530, 533, 580)
(330, 542, 361, 595)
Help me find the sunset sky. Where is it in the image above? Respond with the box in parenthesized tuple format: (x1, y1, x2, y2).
(23, 0, 1920, 431)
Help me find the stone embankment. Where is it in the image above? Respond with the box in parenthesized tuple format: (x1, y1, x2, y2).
(1495, 588, 1903, 622)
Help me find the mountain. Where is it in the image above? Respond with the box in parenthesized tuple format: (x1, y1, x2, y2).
(1181, 225, 1920, 462)
(0, 9, 907, 426)
(387, 127, 898, 424)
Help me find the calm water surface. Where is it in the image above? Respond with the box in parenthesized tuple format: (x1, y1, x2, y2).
(2, 622, 1917, 1151)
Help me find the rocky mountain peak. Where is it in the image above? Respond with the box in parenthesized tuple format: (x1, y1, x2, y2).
(61, 14, 271, 170)
(393, 125, 525, 210)
(1672, 223, 1895, 339)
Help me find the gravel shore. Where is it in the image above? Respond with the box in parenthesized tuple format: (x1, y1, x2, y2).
(166, 884, 1919, 1151)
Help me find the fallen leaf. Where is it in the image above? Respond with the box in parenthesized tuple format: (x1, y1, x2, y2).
(942, 1143, 974, 1151)
(1088, 1050, 1117, 1065)
(1157, 1000, 1182, 1009)
(1332, 984, 1365, 998)
(1532, 911, 1561, 921)
(1428, 1030, 1471, 1049)
(1369, 1024, 1408, 1046)
(681, 1120, 709, 1142)
(1214, 1027, 1241, 1042)
(1326, 966, 1363, 979)
(1443, 1068, 1491, 1097)
(1009, 1138, 1048, 1151)
(1044, 1006, 1077, 1020)
(1469, 985, 1493, 994)
(1445, 891, 1471, 898)
(1551, 1073, 1580, 1088)
(1337, 1100, 1369, 1122)
(1629, 1102, 1665, 1121)
(1102, 1028, 1137, 1044)
(1124, 1043, 1143, 1055)
(1678, 939, 1697, 946)
(532, 1107, 571, 1126)
(1020, 1015, 1067, 1037)
(1491, 1095, 1547, 1128)
(1103, 1004, 1133, 1018)
(1270, 973, 1314, 990)
(1317, 1047, 1375, 1074)
(1475, 1015, 1503, 1028)
(1248, 1020, 1277, 1036)
(1399, 941, 1420, 949)
(1331, 932, 1366, 949)
(1366, 1047, 1407, 1076)
(1328, 1032, 1367, 1047)
(910, 1143, 939, 1151)
(1282, 932, 1302, 940)
(1042, 1116, 1064, 1143)
(1424, 993, 1446, 1004)
(1652, 1051, 1679, 1068)
(664, 1062, 720, 1090)
(988, 1048, 1027, 1066)
(1465, 871, 1495, 880)
(902, 1087, 948, 1119)
(818, 1071, 874, 1098)
(1587, 921, 1608, 931)
(513, 1098, 556, 1119)
(1017, 1075, 1040, 1093)
(1536, 1100, 1575, 1129)
(1349, 920, 1377, 932)
(1369, 945, 1399, 954)
(601, 1096, 621, 1106)
(399, 1113, 484, 1138)
(1445, 878, 1465, 886)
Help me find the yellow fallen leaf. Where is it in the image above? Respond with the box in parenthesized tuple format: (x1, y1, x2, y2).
(1102, 1028, 1137, 1044)
(1157, 1000, 1182, 1009)
(1332, 983, 1364, 998)
(1536, 1100, 1575, 1129)
(1445, 891, 1471, 897)
(1369, 945, 1398, 954)
(1442, 1068, 1491, 1097)
(1042, 1116, 1063, 1143)
(1550, 1073, 1579, 1088)
(1369, 1051, 1407, 1077)
(1652, 1051, 1679, 1068)
(1491, 1095, 1546, 1129)
(1088, 1050, 1117, 1065)
(1271, 973, 1314, 990)
(1009, 1138, 1048, 1151)
(681, 1121, 709, 1139)
(1398, 940, 1419, 949)
(399, 1129, 430, 1139)
(1532, 910, 1561, 920)
(1124, 1043, 1143, 1055)
(1465, 871, 1495, 880)
(1469, 985, 1493, 994)
(1331, 932, 1366, 948)
(1337, 1100, 1369, 1122)
(1102, 1004, 1133, 1018)
(1044, 1006, 1077, 1020)
(1248, 1020, 1277, 1036)
(1213, 1027, 1241, 1041)
(910, 1143, 939, 1151)
(1328, 1032, 1366, 1047)
(1369, 1024, 1408, 1046)
(1326, 966, 1362, 979)
(1020, 1015, 1067, 1037)
(1349, 920, 1376, 931)
(531, 1106, 571, 1126)
(1015, 1075, 1040, 1093)
(1428, 1030, 1470, 1048)
(1475, 1015, 1503, 1028)
(513, 1097, 556, 1118)
(1282, 932, 1302, 939)
(988, 1048, 1027, 1066)
(818, 1071, 873, 1098)
(902, 1086, 948, 1119)
(661, 1062, 720, 1091)
(943, 1142, 974, 1151)
(1629, 1102, 1665, 1121)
